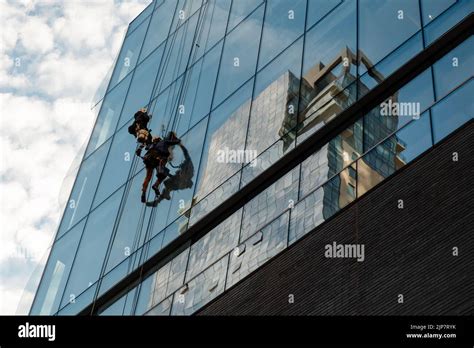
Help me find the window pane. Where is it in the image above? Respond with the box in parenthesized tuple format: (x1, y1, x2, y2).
(358, 113, 432, 196)
(359, 0, 420, 75)
(227, 0, 263, 32)
(302, 0, 357, 134)
(103, 173, 153, 273)
(241, 168, 298, 242)
(420, 0, 456, 26)
(248, 38, 303, 158)
(157, 12, 200, 95)
(57, 140, 111, 239)
(213, 6, 263, 106)
(228, 212, 289, 288)
(176, 41, 223, 135)
(60, 187, 124, 308)
(30, 220, 85, 315)
(192, 0, 231, 63)
(424, 0, 474, 45)
(432, 79, 473, 143)
(93, 126, 134, 208)
(300, 119, 363, 197)
(85, 74, 132, 157)
(433, 36, 474, 100)
(306, 0, 342, 31)
(165, 117, 207, 225)
(108, 16, 150, 90)
(139, 0, 177, 62)
(258, 0, 306, 69)
(118, 45, 165, 129)
(186, 209, 241, 280)
(194, 79, 253, 202)
(363, 68, 434, 152)
(171, 255, 228, 315)
(128, 2, 154, 35)
(148, 77, 183, 140)
(358, 32, 423, 97)
(135, 248, 189, 314)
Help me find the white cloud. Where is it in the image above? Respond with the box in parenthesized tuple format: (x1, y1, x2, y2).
(0, 0, 152, 315)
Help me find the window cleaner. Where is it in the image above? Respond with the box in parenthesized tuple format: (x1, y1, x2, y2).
(139, 131, 181, 203)
(128, 108, 152, 155)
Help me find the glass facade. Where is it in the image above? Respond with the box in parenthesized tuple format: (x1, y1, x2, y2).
(31, 0, 473, 315)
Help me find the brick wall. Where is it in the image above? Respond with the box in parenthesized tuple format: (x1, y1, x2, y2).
(197, 122, 474, 315)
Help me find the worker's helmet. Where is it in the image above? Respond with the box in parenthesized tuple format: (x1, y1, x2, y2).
(140, 107, 147, 113)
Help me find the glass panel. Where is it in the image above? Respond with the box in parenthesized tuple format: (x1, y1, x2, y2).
(134, 274, 154, 315)
(99, 294, 126, 315)
(171, 255, 228, 315)
(186, 209, 241, 280)
(103, 173, 153, 273)
(192, 0, 231, 63)
(190, 79, 253, 224)
(57, 283, 97, 315)
(424, 0, 474, 46)
(170, 0, 203, 31)
(196, 79, 252, 198)
(420, 0, 456, 26)
(227, 211, 289, 288)
(108, 16, 150, 90)
(85, 74, 132, 157)
(358, 32, 424, 98)
(358, 113, 432, 196)
(56, 140, 110, 239)
(148, 76, 184, 139)
(213, 6, 263, 106)
(135, 248, 189, 314)
(300, 119, 362, 197)
(128, 2, 154, 35)
(60, 187, 124, 308)
(258, 0, 306, 69)
(290, 167, 355, 244)
(247, 38, 303, 161)
(363, 69, 434, 152)
(433, 36, 474, 100)
(165, 118, 207, 225)
(241, 168, 298, 242)
(432, 79, 473, 143)
(359, 0, 420, 74)
(157, 12, 200, 95)
(139, 0, 177, 62)
(145, 296, 172, 315)
(118, 45, 165, 129)
(227, 0, 263, 32)
(306, 0, 342, 31)
(92, 126, 135, 208)
(176, 42, 222, 135)
(30, 220, 85, 315)
(300, 0, 356, 138)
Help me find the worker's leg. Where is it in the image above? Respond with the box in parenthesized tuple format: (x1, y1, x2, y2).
(152, 161, 169, 195)
(141, 166, 153, 202)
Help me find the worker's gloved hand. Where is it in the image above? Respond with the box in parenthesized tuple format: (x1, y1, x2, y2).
(135, 148, 142, 157)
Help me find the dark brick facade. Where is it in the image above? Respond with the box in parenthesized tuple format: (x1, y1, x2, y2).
(197, 122, 474, 316)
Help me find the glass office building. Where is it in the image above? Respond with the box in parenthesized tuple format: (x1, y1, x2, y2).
(30, 0, 473, 315)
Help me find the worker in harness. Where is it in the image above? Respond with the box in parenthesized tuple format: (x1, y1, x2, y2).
(128, 108, 152, 154)
(139, 131, 181, 203)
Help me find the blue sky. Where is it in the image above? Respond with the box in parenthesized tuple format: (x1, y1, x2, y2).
(0, 0, 151, 315)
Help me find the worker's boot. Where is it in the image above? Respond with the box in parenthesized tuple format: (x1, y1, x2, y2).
(141, 191, 146, 203)
(152, 183, 160, 197)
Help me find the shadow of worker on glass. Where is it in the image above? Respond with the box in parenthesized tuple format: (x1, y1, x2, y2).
(145, 141, 194, 207)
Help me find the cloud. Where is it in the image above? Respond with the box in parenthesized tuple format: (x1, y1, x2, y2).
(0, 0, 152, 314)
